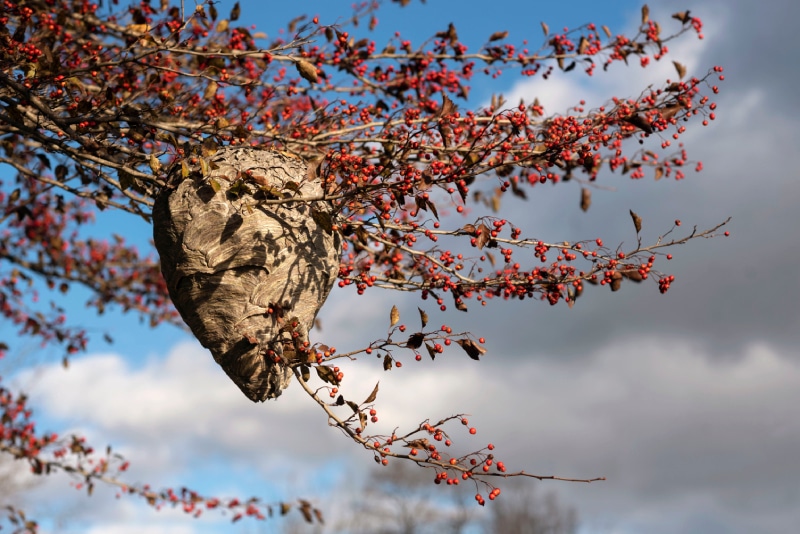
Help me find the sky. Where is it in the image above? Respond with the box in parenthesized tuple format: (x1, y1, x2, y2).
(3, 0, 800, 533)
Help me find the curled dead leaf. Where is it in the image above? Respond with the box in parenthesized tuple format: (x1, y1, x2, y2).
(456, 338, 486, 360)
(425, 342, 437, 361)
(406, 332, 425, 349)
(149, 154, 161, 174)
(672, 61, 687, 79)
(299, 500, 314, 523)
(476, 223, 491, 250)
(316, 365, 340, 385)
(621, 268, 643, 282)
(580, 188, 591, 212)
(418, 307, 428, 328)
(296, 60, 319, 83)
(623, 114, 653, 134)
(405, 438, 431, 450)
(203, 80, 218, 101)
(610, 271, 623, 291)
(364, 382, 380, 404)
(438, 93, 456, 117)
(672, 11, 691, 23)
(629, 209, 642, 233)
(579, 36, 590, 55)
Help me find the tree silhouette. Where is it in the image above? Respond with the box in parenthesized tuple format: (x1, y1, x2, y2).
(0, 0, 727, 529)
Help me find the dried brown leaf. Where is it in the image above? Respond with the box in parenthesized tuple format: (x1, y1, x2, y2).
(672, 11, 691, 23)
(621, 268, 643, 282)
(438, 93, 456, 117)
(407, 332, 424, 349)
(390, 305, 400, 327)
(425, 342, 437, 361)
(299, 500, 313, 523)
(579, 36, 589, 55)
(201, 136, 219, 157)
(148, 154, 161, 174)
(489, 30, 508, 42)
(203, 80, 219, 100)
(580, 188, 591, 212)
(418, 307, 428, 328)
(623, 114, 653, 134)
(630, 209, 642, 233)
(405, 438, 431, 450)
(296, 60, 319, 83)
(672, 61, 687, 79)
(364, 382, 380, 404)
(610, 271, 623, 291)
(316, 365, 340, 385)
(456, 339, 486, 360)
(476, 223, 491, 250)
(660, 105, 682, 121)
(311, 208, 333, 234)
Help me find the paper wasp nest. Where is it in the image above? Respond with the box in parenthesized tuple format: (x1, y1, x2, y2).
(153, 148, 341, 402)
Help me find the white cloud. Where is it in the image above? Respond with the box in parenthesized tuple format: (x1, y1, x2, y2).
(13, 334, 800, 533)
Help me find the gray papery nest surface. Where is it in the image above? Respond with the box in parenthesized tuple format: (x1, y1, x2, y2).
(153, 147, 342, 401)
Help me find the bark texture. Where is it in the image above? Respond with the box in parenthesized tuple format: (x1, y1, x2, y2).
(153, 148, 341, 402)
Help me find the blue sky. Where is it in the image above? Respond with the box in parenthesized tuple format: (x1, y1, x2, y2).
(3, 1, 800, 533)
